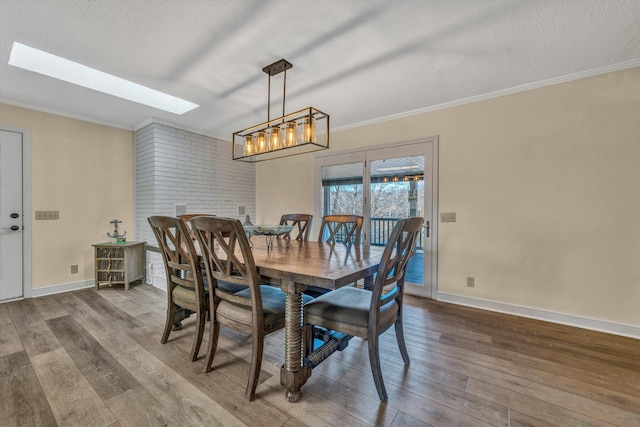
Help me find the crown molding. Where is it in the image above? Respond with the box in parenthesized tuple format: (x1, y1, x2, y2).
(0, 97, 133, 131)
(333, 58, 640, 133)
(4, 58, 639, 138)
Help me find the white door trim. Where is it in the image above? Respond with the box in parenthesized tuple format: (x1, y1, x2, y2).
(431, 137, 439, 298)
(0, 125, 32, 299)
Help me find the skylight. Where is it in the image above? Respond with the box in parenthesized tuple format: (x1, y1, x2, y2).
(8, 42, 198, 115)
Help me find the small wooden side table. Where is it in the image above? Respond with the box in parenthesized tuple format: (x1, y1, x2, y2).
(93, 241, 146, 290)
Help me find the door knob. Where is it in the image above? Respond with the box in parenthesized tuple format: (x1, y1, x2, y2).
(10, 213, 19, 218)
(423, 220, 430, 238)
(1, 225, 20, 231)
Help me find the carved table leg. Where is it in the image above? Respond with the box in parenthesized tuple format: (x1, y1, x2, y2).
(280, 280, 310, 402)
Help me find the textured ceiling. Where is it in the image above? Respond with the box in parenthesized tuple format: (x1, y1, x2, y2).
(1, 0, 639, 141)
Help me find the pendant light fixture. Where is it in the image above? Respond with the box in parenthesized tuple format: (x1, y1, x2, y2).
(232, 59, 329, 162)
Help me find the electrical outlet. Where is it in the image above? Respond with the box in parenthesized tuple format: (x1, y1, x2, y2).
(467, 277, 475, 287)
(441, 212, 456, 222)
(71, 265, 79, 274)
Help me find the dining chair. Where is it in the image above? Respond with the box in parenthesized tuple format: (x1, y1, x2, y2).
(303, 216, 424, 401)
(279, 213, 313, 241)
(191, 215, 312, 401)
(317, 214, 363, 246)
(311, 214, 365, 294)
(177, 213, 216, 278)
(148, 215, 208, 362)
(178, 213, 214, 241)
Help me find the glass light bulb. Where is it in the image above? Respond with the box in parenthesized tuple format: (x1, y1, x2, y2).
(256, 131, 267, 153)
(244, 135, 254, 156)
(285, 122, 297, 147)
(270, 127, 281, 150)
(302, 116, 316, 143)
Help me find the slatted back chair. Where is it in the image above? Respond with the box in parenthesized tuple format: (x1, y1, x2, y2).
(304, 217, 424, 401)
(318, 214, 363, 246)
(191, 216, 300, 400)
(178, 214, 214, 241)
(279, 213, 313, 241)
(148, 216, 207, 362)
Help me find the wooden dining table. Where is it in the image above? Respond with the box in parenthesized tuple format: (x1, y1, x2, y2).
(247, 237, 385, 402)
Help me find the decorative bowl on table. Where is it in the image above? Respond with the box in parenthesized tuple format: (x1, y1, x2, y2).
(243, 225, 295, 251)
(243, 225, 294, 236)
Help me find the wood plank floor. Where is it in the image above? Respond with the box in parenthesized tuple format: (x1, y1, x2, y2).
(1, 284, 639, 426)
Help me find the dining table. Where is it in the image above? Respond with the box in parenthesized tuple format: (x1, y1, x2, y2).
(245, 237, 385, 402)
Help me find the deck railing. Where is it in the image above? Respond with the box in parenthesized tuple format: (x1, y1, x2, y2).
(324, 217, 424, 248)
(369, 217, 424, 249)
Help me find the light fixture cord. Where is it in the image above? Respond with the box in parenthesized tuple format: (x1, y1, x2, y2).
(267, 73, 271, 122)
(282, 69, 287, 120)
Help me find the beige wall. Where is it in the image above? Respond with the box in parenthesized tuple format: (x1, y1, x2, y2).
(257, 67, 640, 328)
(1, 104, 134, 290)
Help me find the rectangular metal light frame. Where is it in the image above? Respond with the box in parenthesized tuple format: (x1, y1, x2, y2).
(232, 107, 329, 162)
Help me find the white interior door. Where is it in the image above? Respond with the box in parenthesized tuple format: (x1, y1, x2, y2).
(0, 129, 24, 301)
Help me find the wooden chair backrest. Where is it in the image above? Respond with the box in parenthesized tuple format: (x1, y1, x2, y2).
(318, 215, 363, 246)
(279, 213, 313, 241)
(370, 217, 423, 326)
(190, 216, 263, 324)
(178, 214, 215, 240)
(148, 216, 206, 306)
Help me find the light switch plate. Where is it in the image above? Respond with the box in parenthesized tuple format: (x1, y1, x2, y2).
(441, 212, 456, 222)
(35, 210, 59, 220)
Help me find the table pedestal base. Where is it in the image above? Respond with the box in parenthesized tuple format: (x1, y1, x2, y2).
(280, 365, 311, 402)
(304, 329, 352, 369)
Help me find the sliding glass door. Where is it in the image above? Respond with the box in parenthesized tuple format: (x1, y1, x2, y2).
(368, 154, 425, 288)
(366, 144, 432, 296)
(315, 140, 435, 297)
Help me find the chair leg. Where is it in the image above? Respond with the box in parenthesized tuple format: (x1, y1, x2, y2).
(190, 308, 206, 362)
(395, 315, 410, 365)
(203, 319, 220, 373)
(367, 333, 388, 402)
(246, 331, 264, 401)
(161, 300, 176, 344)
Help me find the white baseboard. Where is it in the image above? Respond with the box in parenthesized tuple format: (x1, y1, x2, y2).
(24, 281, 638, 338)
(31, 279, 95, 298)
(436, 292, 640, 339)
(27, 278, 163, 299)
(150, 280, 166, 292)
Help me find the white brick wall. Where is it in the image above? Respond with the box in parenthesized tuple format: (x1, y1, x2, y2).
(134, 123, 256, 289)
